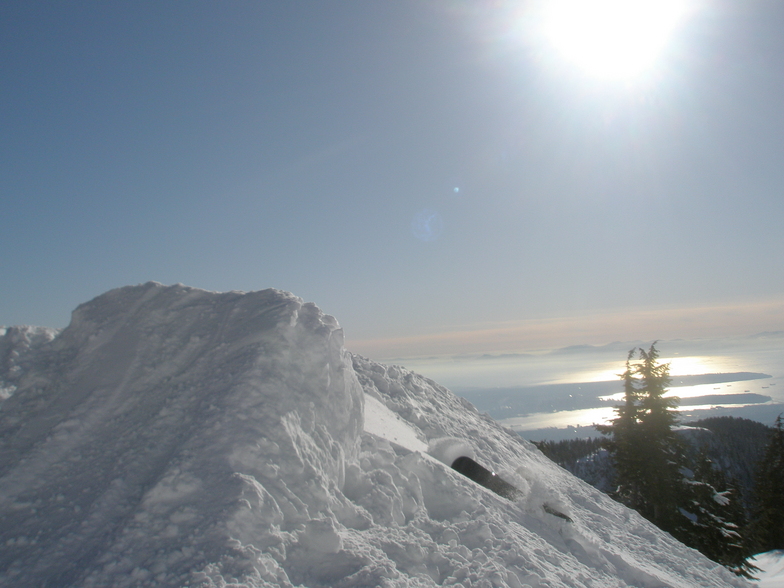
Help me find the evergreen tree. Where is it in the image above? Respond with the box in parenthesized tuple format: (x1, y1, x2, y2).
(633, 344, 686, 531)
(683, 450, 755, 578)
(746, 414, 784, 554)
(598, 343, 754, 576)
(681, 416, 771, 511)
(598, 344, 686, 530)
(596, 350, 648, 511)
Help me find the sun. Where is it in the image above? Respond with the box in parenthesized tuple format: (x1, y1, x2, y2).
(537, 0, 690, 80)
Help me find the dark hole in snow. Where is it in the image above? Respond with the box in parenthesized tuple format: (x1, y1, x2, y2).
(450, 456, 522, 501)
(450, 456, 573, 522)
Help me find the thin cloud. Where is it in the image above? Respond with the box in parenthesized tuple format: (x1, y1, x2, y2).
(347, 299, 784, 359)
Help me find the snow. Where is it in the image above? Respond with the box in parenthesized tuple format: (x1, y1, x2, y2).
(751, 551, 784, 587)
(0, 324, 59, 399)
(362, 392, 428, 454)
(0, 282, 753, 587)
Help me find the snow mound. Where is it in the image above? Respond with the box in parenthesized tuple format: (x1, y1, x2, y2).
(0, 283, 362, 587)
(750, 550, 784, 587)
(0, 283, 751, 587)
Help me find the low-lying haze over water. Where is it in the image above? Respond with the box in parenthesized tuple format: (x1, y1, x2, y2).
(393, 333, 784, 440)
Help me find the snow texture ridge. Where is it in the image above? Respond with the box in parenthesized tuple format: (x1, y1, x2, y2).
(0, 283, 362, 587)
(0, 283, 752, 587)
(0, 325, 59, 400)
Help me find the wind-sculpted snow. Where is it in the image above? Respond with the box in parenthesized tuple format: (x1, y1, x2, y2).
(0, 283, 363, 587)
(0, 283, 750, 587)
(0, 325, 59, 400)
(352, 356, 750, 587)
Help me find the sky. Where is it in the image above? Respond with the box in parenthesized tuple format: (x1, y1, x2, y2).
(3, 0, 784, 361)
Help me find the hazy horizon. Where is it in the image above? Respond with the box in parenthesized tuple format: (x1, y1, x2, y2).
(388, 331, 784, 440)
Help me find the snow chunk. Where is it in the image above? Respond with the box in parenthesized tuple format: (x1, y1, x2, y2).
(428, 436, 476, 465)
(0, 324, 59, 400)
(750, 550, 784, 588)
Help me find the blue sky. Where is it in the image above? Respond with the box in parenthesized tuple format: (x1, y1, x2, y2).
(2, 1, 783, 359)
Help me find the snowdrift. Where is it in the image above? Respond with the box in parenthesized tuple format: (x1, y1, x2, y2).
(0, 283, 750, 587)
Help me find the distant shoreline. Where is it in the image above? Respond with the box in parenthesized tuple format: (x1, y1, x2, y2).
(456, 372, 772, 396)
(459, 372, 773, 418)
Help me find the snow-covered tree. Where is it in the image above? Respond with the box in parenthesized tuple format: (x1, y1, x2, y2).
(682, 451, 755, 578)
(746, 414, 784, 554)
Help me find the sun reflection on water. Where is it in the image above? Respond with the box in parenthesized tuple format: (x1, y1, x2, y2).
(574, 355, 740, 385)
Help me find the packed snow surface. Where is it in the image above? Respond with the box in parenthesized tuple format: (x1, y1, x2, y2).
(0, 283, 752, 587)
(0, 325, 59, 400)
(751, 551, 784, 587)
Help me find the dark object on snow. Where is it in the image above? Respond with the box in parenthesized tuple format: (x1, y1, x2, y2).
(451, 456, 522, 500)
(543, 503, 573, 522)
(451, 456, 573, 522)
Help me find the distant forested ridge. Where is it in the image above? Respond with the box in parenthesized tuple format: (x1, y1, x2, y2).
(532, 437, 614, 492)
(533, 416, 772, 513)
(680, 416, 773, 509)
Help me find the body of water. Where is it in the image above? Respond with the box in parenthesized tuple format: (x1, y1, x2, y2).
(397, 333, 784, 441)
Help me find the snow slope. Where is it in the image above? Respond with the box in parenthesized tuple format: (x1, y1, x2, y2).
(751, 551, 784, 587)
(0, 283, 751, 587)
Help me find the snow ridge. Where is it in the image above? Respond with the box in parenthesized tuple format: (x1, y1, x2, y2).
(0, 283, 362, 587)
(0, 284, 750, 587)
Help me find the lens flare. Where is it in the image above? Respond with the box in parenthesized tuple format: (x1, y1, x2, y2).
(411, 209, 444, 242)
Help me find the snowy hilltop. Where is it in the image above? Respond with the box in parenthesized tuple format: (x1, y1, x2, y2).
(0, 283, 752, 587)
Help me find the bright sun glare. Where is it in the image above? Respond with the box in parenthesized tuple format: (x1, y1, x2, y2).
(539, 0, 689, 79)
